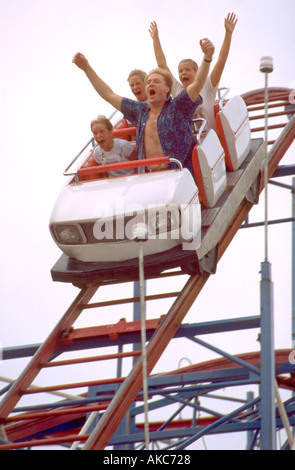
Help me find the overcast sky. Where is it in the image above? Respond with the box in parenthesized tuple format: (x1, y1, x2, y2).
(0, 0, 295, 449)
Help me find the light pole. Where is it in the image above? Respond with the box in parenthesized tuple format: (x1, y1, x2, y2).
(259, 55, 276, 450)
(132, 223, 150, 450)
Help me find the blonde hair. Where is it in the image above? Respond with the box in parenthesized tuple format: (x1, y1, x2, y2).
(178, 59, 199, 72)
(146, 68, 173, 96)
(90, 115, 113, 132)
(127, 69, 147, 83)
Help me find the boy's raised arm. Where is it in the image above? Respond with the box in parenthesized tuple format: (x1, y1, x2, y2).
(186, 38, 215, 103)
(72, 52, 123, 111)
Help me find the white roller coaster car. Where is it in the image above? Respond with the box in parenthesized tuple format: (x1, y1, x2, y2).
(49, 126, 202, 263)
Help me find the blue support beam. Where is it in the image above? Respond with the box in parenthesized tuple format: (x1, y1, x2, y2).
(2, 316, 261, 361)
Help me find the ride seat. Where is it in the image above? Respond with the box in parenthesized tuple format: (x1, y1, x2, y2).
(113, 121, 136, 142)
(215, 95, 251, 171)
(192, 129, 227, 208)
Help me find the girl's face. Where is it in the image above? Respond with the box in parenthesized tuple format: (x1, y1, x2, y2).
(178, 62, 197, 88)
(92, 123, 113, 151)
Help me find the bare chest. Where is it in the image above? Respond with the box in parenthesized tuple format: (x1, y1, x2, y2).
(143, 111, 167, 170)
(144, 113, 164, 158)
(145, 113, 158, 137)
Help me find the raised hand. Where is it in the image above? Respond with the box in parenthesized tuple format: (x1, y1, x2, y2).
(200, 38, 215, 60)
(149, 21, 159, 40)
(224, 12, 238, 34)
(72, 52, 89, 71)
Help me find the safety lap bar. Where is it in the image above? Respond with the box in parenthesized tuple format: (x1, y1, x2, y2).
(77, 156, 183, 180)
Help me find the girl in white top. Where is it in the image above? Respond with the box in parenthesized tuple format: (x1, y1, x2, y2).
(91, 115, 136, 177)
(149, 13, 238, 131)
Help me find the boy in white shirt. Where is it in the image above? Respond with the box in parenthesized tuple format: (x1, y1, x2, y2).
(91, 115, 136, 177)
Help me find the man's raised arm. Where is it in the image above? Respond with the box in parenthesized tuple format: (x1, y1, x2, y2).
(186, 38, 215, 103)
(149, 21, 172, 74)
(72, 52, 123, 111)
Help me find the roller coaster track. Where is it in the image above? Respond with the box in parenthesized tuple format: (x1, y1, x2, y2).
(0, 88, 295, 450)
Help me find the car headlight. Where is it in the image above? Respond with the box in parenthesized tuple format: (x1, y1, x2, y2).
(51, 224, 86, 245)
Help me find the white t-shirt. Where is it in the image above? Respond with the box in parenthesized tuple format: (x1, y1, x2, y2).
(171, 76, 219, 131)
(93, 138, 134, 176)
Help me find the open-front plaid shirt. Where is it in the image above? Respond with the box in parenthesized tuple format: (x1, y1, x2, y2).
(121, 90, 202, 172)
